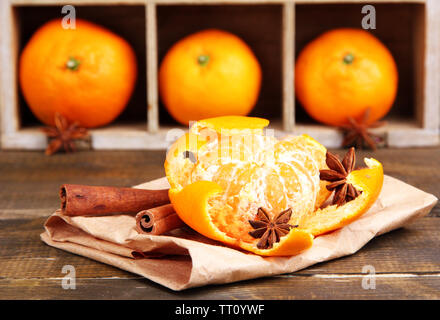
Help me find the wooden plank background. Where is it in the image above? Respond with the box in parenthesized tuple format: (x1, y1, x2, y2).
(0, 148, 438, 299)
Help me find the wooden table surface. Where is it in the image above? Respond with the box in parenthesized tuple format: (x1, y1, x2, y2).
(0, 148, 439, 299)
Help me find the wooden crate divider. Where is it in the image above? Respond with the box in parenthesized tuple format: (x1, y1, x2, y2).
(1, 0, 439, 150)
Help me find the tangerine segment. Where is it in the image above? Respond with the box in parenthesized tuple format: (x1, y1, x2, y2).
(169, 180, 314, 256)
(300, 158, 384, 236)
(276, 134, 331, 209)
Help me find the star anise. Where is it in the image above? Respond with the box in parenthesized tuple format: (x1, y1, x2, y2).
(248, 207, 298, 249)
(41, 113, 88, 155)
(339, 107, 386, 150)
(319, 147, 362, 206)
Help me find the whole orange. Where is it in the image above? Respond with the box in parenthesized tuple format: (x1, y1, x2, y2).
(19, 19, 137, 128)
(159, 29, 262, 125)
(295, 28, 398, 126)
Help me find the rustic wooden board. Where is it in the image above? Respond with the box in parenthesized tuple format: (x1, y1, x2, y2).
(0, 150, 167, 217)
(0, 148, 438, 298)
(0, 217, 439, 299)
(1, 275, 439, 299)
(1, 217, 439, 277)
(1, 148, 437, 218)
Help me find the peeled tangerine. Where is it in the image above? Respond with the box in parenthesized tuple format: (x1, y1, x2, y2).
(165, 116, 384, 256)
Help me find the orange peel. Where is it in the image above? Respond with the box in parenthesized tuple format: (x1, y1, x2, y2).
(300, 158, 384, 236)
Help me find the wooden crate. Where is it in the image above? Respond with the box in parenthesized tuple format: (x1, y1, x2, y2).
(1, 0, 439, 150)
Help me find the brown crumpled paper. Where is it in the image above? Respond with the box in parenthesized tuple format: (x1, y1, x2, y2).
(41, 175, 437, 291)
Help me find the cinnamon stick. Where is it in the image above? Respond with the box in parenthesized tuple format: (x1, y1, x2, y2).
(135, 204, 185, 235)
(60, 184, 170, 216)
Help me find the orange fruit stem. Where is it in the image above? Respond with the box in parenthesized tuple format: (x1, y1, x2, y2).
(343, 52, 354, 64)
(197, 54, 210, 66)
(66, 57, 81, 71)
